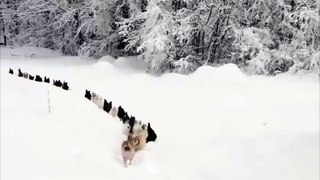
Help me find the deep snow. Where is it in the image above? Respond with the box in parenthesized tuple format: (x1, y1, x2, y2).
(1, 47, 319, 180)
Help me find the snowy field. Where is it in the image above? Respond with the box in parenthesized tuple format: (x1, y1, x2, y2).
(1, 47, 319, 180)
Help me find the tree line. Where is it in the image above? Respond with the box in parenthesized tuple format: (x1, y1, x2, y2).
(1, 0, 319, 75)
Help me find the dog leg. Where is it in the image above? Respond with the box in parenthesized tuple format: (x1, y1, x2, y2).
(123, 158, 128, 167)
(125, 159, 131, 167)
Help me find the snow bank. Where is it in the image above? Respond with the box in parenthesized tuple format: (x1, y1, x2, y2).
(113, 56, 147, 73)
(98, 55, 117, 63)
(191, 64, 247, 82)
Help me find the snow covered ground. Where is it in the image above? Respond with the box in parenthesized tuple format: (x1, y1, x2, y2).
(1, 47, 319, 180)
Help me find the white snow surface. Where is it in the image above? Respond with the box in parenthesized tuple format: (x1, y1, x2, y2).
(1, 47, 319, 180)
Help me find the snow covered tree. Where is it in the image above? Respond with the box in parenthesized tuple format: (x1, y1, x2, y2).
(283, 0, 320, 73)
(1, 0, 24, 46)
(231, 0, 319, 75)
(118, 0, 177, 73)
(118, 0, 238, 73)
(2, 0, 318, 75)
(1, 0, 66, 48)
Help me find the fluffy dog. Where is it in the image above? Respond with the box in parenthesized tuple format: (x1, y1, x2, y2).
(53, 80, 62, 87)
(44, 76, 50, 83)
(103, 99, 112, 113)
(29, 75, 34, 80)
(85, 90, 92, 100)
(91, 92, 104, 108)
(122, 112, 130, 123)
(110, 106, 118, 117)
(97, 97, 104, 108)
(9, 68, 13, 74)
(62, 81, 69, 90)
(127, 116, 135, 131)
(18, 69, 23, 77)
(35, 75, 43, 82)
(146, 122, 157, 142)
(117, 106, 125, 120)
(91, 92, 98, 103)
(128, 125, 148, 151)
(123, 121, 131, 134)
(23, 72, 28, 78)
(121, 140, 136, 167)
